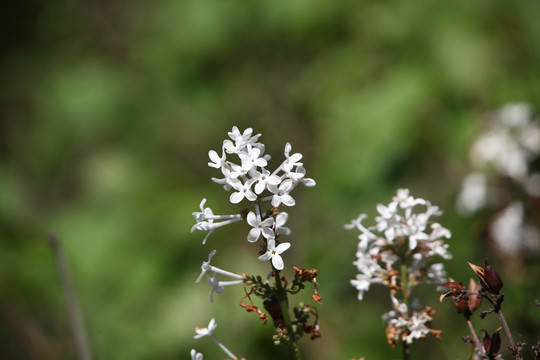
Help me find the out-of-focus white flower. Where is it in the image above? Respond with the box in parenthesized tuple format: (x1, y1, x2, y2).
(191, 349, 203, 360)
(525, 173, 540, 197)
(350, 274, 372, 301)
(206, 273, 243, 303)
(490, 201, 540, 256)
(258, 238, 291, 270)
(456, 172, 487, 216)
(464, 103, 540, 199)
(194, 318, 218, 339)
(347, 189, 451, 301)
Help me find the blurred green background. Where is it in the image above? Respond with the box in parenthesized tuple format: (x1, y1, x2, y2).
(1, 0, 540, 359)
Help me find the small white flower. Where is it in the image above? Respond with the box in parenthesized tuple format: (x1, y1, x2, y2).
(258, 238, 291, 270)
(196, 249, 217, 283)
(425, 263, 447, 285)
(249, 168, 281, 194)
(268, 179, 295, 207)
(207, 273, 225, 303)
(284, 142, 303, 167)
(283, 165, 306, 182)
(350, 274, 371, 301)
(191, 199, 214, 232)
(456, 172, 487, 216)
(191, 199, 242, 244)
(194, 317, 218, 339)
(208, 148, 226, 169)
(191, 349, 203, 360)
(275, 212, 291, 236)
(193, 317, 239, 359)
(239, 145, 267, 172)
(229, 179, 257, 204)
(246, 211, 274, 242)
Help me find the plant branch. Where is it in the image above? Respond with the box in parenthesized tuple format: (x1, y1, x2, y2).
(467, 319, 487, 358)
(274, 270, 302, 360)
(47, 232, 93, 360)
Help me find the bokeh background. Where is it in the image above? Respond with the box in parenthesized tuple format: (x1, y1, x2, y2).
(1, 0, 540, 359)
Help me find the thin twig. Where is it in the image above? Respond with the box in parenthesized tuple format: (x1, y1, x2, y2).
(496, 308, 522, 360)
(467, 319, 487, 358)
(47, 232, 93, 360)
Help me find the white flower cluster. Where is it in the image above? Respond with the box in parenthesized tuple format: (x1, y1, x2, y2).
(456, 103, 540, 259)
(208, 126, 315, 203)
(191, 126, 315, 300)
(346, 189, 452, 301)
(457, 102, 540, 215)
(383, 295, 435, 345)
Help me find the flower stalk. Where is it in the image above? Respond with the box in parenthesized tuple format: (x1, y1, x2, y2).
(274, 270, 302, 360)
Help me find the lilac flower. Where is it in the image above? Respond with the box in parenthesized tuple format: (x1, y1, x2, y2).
(347, 189, 452, 301)
(249, 168, 281, 194)
(239, 145, 267, 172)
(208, 148, 226, 169)
(206, 273, 243, 303)
(246, 211, 274, 242)
(194, 317, 218, 339)
(196, 249, 217, 283)
(196, 250, 243, 283)
(194, 318, 238, 359)
(190, 349, 203, 360)
(268, 179, 295, 207)
(191, 199, 242, 244)
(275, 212, 291, 236)
(284, 142, 303, 167)
(258, 238, 291, 270)
(229, 179, 257, 204)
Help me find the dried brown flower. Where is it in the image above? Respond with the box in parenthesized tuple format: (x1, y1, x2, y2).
(468, 261, 503, 295)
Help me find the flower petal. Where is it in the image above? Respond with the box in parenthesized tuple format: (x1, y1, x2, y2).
(281, 195, 296, 207)
(258, 252, 272, 262)
(275, 242, 291, 254)
(246, 211, 258, 227)
(229, 192, 244, 204)
(272, 255, 284, 270)
(247, 228, 261, 243)
(255, 180, 265, 194)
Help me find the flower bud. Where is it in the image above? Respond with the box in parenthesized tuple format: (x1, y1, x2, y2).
(483, 328, 502, 358)
(467, 278, 483, 314)
(468, 260, 503, 295)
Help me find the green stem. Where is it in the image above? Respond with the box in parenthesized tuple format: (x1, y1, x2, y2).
(400, 263, 409, 307)
(400, 263, 410, 360)
(274, 270, 302, 360)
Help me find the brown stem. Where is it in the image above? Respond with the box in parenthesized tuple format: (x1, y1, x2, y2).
(496, 308, 522, 360)
(467, 319, 487, 358)
(47, 232, 93, 360)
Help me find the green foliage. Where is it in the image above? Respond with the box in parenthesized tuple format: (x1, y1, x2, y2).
(1, 0, 540, 359)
